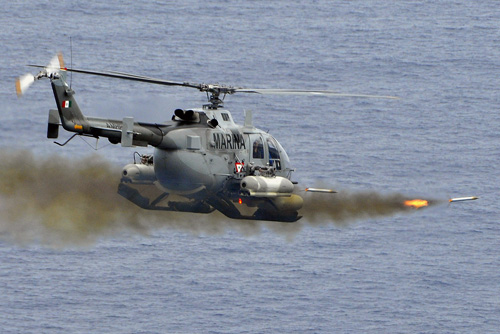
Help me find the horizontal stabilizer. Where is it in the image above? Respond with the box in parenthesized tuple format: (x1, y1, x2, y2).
(121, 117, 134, 147)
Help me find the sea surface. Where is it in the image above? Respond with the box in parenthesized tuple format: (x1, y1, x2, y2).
(1, 1, 499, 333)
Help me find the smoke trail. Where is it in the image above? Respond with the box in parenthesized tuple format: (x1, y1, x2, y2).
(0, 150, 268, 246)
(299, 189, 437, 226)
(0, 150, 437, 246)
(251, 189, 439, 239)
(0, 150, 138, 245)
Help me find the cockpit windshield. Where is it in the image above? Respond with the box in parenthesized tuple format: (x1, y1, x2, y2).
(252, 138, 264, 159)
(267, 137, 282, 170)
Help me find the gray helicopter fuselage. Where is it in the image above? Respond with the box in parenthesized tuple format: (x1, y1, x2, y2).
(154, 108, 293, 195)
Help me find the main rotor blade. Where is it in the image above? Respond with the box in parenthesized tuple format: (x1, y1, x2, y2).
(235, 88, 399, 99)
(66, 68, 202, 90)
(27, 65, 202, 90)
(27, 62, 399, 100)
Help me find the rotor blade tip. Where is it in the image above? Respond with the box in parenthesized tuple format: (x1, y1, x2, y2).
(15, 78, 22, 97)
(57, 51, 65, 69)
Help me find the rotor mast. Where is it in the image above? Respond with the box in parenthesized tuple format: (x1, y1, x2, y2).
(200, 84, 236, 109)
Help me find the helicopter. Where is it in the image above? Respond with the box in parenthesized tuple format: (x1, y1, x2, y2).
(16, 53, 398, 222)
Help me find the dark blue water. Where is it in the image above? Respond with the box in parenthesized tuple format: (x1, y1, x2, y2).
(1, 1, 499, 333)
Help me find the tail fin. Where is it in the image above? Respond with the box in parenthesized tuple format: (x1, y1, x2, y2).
(50, 73, 88, 132)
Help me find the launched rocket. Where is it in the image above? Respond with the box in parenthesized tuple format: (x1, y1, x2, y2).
(449, 196, 478, 203)
(305, 188, 337, 193)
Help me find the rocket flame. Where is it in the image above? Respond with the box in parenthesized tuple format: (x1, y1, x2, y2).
(404, 199, 429, 209)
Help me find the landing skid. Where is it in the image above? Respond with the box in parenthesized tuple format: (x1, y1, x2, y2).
(206, 196, 301, 223)
(118, 182, 214, 214)
(118, 179, 300, 222)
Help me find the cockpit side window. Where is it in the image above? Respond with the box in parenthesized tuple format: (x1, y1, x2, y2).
(253, 139, 264, 159)
(267, 138, 281, 170)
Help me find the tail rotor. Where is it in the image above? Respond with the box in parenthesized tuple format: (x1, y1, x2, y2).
(15, 73, 36, 97)
(16, 52, 65, 97)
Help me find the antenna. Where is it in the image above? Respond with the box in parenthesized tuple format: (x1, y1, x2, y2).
(70, 37, 73, 88)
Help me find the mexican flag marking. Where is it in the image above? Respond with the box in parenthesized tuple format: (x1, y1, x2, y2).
(62, 100, 71, 108)
(235, 162, 244, 173)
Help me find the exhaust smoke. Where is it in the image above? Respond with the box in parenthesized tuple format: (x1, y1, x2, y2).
(0, 150, 441, 246)
(300, 190, 437, 226)
(0, 150, 264, 246)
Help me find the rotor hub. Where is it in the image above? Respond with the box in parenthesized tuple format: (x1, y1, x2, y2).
(200, 85, 237, 109)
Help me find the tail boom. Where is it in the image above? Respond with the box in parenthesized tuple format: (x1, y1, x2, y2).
(49, 72, 166, 147)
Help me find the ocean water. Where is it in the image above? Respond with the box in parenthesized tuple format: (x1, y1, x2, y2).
(1, 1, 499, 333)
